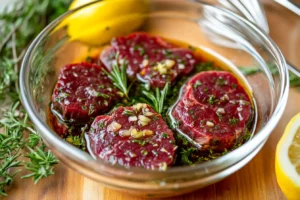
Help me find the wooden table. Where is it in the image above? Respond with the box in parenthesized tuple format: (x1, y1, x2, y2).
(4, 2, 300, 200)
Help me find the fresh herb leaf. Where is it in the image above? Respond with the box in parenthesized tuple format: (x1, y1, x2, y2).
(208, 95, 218, 105)
(0, 102, 59, 195)
(140, 82, 169, 114)
(103, 53, 131, 99)
(229, 117, 239, 125)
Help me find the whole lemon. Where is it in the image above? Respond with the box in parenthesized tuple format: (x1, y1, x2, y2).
(62, 0, 149, 45)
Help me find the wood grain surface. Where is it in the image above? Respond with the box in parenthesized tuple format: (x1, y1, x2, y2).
(3, 1, 300, 200)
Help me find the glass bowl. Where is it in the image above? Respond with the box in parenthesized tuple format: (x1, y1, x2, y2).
(20, 0, 289, 198)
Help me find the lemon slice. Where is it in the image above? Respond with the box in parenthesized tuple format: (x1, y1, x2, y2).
(275, 113, 300, 200)
(59, 0, 149, 45)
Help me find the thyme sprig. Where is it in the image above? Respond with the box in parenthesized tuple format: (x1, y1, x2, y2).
(103, 53, 132, 99)
(141, 82, 170, 114)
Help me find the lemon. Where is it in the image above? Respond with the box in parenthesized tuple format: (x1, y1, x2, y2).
(275, 113, 300, 200)
(60, 0, 149, 45)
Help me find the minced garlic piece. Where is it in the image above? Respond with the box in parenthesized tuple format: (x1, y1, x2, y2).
(107, 121, 122, 132)
(131, 128, 143, 138)
(143, 129, 154, 136)
(165, 59, 175, 69)
(206, 121, 214, 127)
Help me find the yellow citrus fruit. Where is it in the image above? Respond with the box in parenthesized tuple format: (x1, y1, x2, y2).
(275, 113, 300, 200)
(61, 0, 149, 45)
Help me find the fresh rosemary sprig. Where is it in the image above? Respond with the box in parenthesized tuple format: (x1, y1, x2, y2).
(141, 82, 170, 114)
(0, 102, 59, 195)
(103, 53, 131, 99)
(0, 0, 70, 196)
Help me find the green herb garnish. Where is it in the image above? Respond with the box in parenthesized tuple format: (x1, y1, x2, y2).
(141, 82, 169, 114)
(229, 117, 239, 125)
(103, 53, 131, 99)
(0, 102, 59, 195)
(208, 95, 218, 105)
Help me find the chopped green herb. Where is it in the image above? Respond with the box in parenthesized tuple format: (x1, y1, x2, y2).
(229, 117, 239, 125)
(88, 104, 95, 115)
(98, 121, 105, 129)
(196, 62, 213, 72)
(152, 116, 158, 121)
(133, 139, 147, 146)
(96, 92, 109, 99)
(193, 80, 202, 89)
(161, 133, 168, 139)
(164, 49, 172, 57)
(216, 77, 226, 86)
(141, 149, 148, 156)
(216, 111, 222, 120)
(82, 105, 87, 110)
(208, 95, 218, 105)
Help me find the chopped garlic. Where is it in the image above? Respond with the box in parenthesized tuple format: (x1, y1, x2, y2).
(178, 64, 185, 69)
(131, 128, 143, 138)
(160, 147, 168, 153)
(206, 121, 214, 127)
(144, 111, 154, 117)
(138, 115, 151, 126)
(165, 59, 176, 69)
(237, 107, 243, 112)
(107, 121, 122, 132)
(217, 108, 225, 114)
(143, 129, 154, 136)
(157, 63, 167, 74)
(128, 116, 138, 122)
(133, 103, 147, 111)
(142, 59, 149, 68)
(119, 130, 131, 137)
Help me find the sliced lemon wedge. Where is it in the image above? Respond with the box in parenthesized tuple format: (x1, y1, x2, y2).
(275, 113, 300, 200)
(59, 0, 149, 45)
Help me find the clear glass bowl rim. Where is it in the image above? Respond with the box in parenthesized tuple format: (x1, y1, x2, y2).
(19, 0, 289, 178)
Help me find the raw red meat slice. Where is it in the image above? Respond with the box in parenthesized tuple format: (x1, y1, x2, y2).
(171, 71, 253, 151)
(138, 48, 197, 88)
(101, 32, 172, 78)
(100, 32, 198, 88)
(87, 103, 176, 170)
(50, 114, 84, 137)
(51, 62, 120, 123)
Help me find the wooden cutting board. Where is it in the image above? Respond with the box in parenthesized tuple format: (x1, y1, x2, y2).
(4, 1, 300, 200)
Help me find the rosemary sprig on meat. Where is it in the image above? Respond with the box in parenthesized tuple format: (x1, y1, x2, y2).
(141, 82, 170, 114)
(103, 53, 132, 99)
